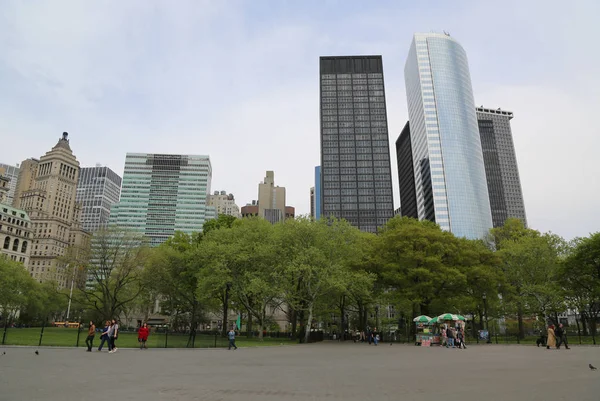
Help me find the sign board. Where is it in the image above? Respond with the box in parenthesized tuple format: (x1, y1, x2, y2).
(421, 339, 431, 347)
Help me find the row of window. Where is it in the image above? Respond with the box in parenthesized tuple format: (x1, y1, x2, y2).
(2, 236, 28, 253)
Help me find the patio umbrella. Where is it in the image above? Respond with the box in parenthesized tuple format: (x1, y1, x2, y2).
(456, 315, 467, 321)
(429, 316, 439, 324)
(437, 313, 459, 321)
(413, 315, 432, 323)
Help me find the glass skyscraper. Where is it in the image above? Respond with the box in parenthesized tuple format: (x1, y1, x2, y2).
(319, 56, 394, 233)
(109, 153, 212, 246)
(404, 33, 492, 239)
(76, 166, 122, 233)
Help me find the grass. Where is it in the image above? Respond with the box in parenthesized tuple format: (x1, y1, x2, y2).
(0, 327, 296, 348)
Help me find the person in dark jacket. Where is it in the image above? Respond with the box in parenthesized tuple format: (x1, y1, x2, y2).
(446, 327, 455, 348)
(555, 324, 570, 349)
(97, 321, 110, 351)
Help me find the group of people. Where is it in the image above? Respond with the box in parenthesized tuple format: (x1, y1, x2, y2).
(84, 320, 151, 353)
(545, 323, 570, 350)
(351, 327, 380, 345)
(441, 326, 466, 349)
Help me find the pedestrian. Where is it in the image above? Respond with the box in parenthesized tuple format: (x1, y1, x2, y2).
(456, 328, 466, 349)
(138, 323, 150, 350)
(110, 319, 119, 353)
(555, 323, 570, 349)
(546, 325, 556, 350)
(228, 327, 238, 350)
(85, 321, 96, 352)
(97, 321, 110, 351)
(447, 327, 455, 348)
(372, 327, 379, 346)
(106, 320, 115, 353)
(441, 327, 447, 347)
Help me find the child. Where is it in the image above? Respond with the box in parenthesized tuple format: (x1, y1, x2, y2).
(138, 322, 150, 350)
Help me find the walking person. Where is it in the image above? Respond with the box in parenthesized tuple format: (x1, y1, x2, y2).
(107, 320, 116, 353)
(555, 324, 570, 349)
(546, 324, 557, 350)
(97, 321, 110, 351)
(228, 327, 238, 350)
(85, 321, 96, 352)
(110, 319, 119, 353)
(372, 327, 379, 346)
(138, 323, 150, 350)
(447, 327, 455, 348)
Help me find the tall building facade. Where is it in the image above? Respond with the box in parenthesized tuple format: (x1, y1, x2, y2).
(207, 191, 241, 218)
(76, 166, 122, 233)
(319, 56, 394, 233)
(404, 33, 492, 239)
(109, 153, 212, 246)
(12, 159, 39, 209)
(257, 171, 287, 224)
(0, 204, 33, 265)
(314, 166, 321, 220)
(477, 107, 527, 227)
(17, 133, 90, 286)
(310, 187, 315, 219)
(395, 122, 418, 219)
(0, 163, 19, 206)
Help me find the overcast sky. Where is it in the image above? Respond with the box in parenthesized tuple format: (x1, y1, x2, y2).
(1, 0, 598, 240)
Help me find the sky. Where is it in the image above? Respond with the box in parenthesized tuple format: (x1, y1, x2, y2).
(1, 0, 598, 240)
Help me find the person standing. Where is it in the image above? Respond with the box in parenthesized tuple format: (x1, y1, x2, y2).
(97, 321, 110, 351)
(110, 319, 119, 353)
(372, 327, 379, 346)
(555, 323, 570, 349)
(447, 327, 455, 348)
(228, 328, 238, 350)
(546, 325, 556, 350)
(441, 327, 447, 347)
(138, 323, 150, 350)
(85, 321, 96, 352)
(107, 320, 115, 353)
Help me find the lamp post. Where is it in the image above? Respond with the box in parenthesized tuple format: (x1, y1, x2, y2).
(483, 294, 492, 343)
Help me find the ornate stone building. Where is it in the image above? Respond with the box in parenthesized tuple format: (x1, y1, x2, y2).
(17, 133, 90, 286)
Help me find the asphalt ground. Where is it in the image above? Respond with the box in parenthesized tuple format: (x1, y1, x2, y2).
(1, 342, 599, 401)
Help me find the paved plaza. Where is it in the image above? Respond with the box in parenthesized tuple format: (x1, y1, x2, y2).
(1, 342, 599, 401)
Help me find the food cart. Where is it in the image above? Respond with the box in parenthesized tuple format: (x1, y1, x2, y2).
(413, 315, 432, 346)
(436, 313, 467, 345)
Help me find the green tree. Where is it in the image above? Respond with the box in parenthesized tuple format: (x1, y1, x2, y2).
(560, 232, 600, 343)
(77, 228, 150, 322)
(0, 257, 37, 325)
(202, 214, 237, 235)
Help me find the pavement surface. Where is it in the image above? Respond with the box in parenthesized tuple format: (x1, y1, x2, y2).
(1, 342, 599, 401)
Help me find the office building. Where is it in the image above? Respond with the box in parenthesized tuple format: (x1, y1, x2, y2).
(477, 107, 527, 227)
(310, 187, 315, 219)
(395, 122, 418, 219)
(319, 56, 394, 233)
(0, 163, 19, 206)
(12, 159, 38, 209)
(0, 173, 9, 204)
(314, 166, 321, 220)
(241, 200, 259, 218)
(258, 171, 286, 224)
(76, 165, 122, 233)
(404, 33, 492, 239)
(207, 191, 241, 218)
(0, 203, 33, 265)
(109, 153, 212, 246)
(16, 133, 90, 286)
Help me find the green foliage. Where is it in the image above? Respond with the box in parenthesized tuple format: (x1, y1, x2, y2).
(0, 257, 37, 322)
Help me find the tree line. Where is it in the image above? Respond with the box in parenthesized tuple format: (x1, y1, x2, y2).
(1, 215, 599, 343)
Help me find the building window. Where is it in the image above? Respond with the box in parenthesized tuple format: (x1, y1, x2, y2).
(3, 236, 10, 250)
(12, 238, 19, 252)
(21, 241, 28, 254)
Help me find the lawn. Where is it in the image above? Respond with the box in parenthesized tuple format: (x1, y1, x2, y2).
(0, 327, 296, 348)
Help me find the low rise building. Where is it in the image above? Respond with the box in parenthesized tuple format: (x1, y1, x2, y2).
(207, 191, 241, 218)
(0, 204, 33, 266)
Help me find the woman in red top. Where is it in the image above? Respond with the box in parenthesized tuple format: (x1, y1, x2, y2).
(138, 323, 150, 350)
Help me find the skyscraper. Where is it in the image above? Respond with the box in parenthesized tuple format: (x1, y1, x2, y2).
(17, 133, 90, 287)
(310, 187, 315, 219)
(0, 163, 19, 206)
(314, 166, 321, 220)
(319, 56, 394, 232)
(404, 33, 492, 239)
(76, 166, 122, 232)
(257, 171, 287, 224)
(109, 153, 212, 246)
(395, 122, 418, 219)
(477, 107, 527, 227)
(12, 159, 38, 209)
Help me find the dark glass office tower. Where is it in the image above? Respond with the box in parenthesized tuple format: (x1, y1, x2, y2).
(477, 107, 527, 227)
(319, 56, 394, 233)
(395, 122, 418, 219)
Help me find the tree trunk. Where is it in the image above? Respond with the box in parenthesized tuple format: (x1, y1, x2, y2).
(290, 308, 297, 338)
(304, 304, 314, 344)
(246, 311, 253, 338)
(339, 295, 346, 341)
(581, 311, 588, 336)
(297, 309, 305, 343)
(221, 287, 229, 337)
(517, 303, 525, 339)
(357, 302, 364, 332)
